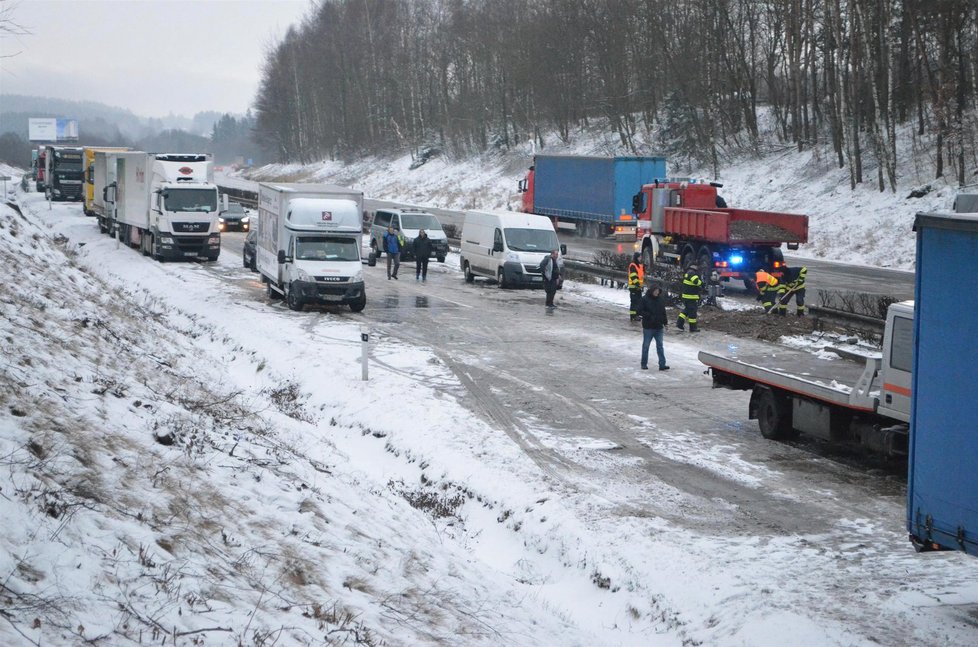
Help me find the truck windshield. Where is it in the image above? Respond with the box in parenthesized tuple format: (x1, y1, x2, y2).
(164, 188, 218, 213)
(504, 228, 559, 252)
(56, 162, 83, 172)
(400, 213, 442, 231)
(295, 236, 360, 262)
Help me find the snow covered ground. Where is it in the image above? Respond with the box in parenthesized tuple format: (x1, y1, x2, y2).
(2, 142, 977, 647)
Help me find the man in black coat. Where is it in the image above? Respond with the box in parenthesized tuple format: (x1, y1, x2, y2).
(413, 229, 433, 281)
(637, 282, 669, 370)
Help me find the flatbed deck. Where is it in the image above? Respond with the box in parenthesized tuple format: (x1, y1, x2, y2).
(699, 348, 879, 413)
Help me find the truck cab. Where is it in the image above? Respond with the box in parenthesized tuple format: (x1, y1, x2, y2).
(150, 155, 221, 261)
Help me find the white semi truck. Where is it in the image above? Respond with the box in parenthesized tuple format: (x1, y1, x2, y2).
(102, 152, 221, 262)
(257, 183, 366, 312)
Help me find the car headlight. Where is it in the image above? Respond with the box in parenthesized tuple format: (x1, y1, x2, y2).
(296, 268, 311, 281)
(351, 270, 364, 283)
(241, 216, 250, 224)
(504, 252, 520, 263)
(218, 217, 225, 224)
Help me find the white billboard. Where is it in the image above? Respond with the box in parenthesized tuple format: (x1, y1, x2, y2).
(28, 117, 79, 142)
(28, 118, 57, 141)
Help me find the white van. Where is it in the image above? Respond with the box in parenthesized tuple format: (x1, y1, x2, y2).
(369, 208, 449, 262)
(459, 209, 567, 288)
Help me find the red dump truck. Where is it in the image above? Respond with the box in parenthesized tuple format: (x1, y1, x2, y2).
(631, 180, 808, 287)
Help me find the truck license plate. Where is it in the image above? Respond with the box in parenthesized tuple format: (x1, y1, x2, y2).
(183, 252, 198, 257)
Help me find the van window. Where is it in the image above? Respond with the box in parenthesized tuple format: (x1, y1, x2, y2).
(390, 215, 400, 230)
(401, 213, 442, 231)
(889, 316, 913, 372)
(494, 228, 503, 248)
(374, 211, 391, 228)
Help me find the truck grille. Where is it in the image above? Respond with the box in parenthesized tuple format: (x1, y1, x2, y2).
(172, 222, 210, 233)
(173, 236, 209, 251)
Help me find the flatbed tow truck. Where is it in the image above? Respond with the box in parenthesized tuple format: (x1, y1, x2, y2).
(698, 301, 913, 457)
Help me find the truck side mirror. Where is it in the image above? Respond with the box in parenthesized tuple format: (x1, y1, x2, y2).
(632, 192, 645, 214)
(517, 179, 526, 193)
(560, 244, 567, 255)
(277, 250, 287, 264)
(492, 241, 504, 252)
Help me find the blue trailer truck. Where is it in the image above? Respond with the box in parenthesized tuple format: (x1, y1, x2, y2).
(907, 209, 978, 556)
(518, 155, 667, 239)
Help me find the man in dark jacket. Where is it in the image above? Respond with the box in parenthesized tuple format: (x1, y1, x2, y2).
(413, 229, 433, 281)
(539, 249, 562, 308)
(637, 282, 669, 370)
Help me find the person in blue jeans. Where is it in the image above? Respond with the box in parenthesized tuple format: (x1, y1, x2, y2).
(382, 225, 402, 279)
(637, 282, 669, 371)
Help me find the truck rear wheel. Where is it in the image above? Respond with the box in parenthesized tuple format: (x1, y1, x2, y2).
(754, 388, 795, 440)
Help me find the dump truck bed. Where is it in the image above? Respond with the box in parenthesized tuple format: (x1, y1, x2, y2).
(698, 348, 877, 413)
(665, 208, 809, 245)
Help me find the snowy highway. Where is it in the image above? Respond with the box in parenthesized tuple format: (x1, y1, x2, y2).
(7, 184, 972, 646)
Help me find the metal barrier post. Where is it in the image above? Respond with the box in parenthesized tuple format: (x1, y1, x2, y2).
(360, 328, 369, 381)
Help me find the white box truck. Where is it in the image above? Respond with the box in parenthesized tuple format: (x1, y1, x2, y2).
(257, 183, 366, 312)
(104, 153, 221, 261)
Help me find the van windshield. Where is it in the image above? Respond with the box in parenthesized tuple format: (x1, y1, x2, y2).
(296, 236, 360, 262)
(401, 213, 442, 231)
(504, 227, 558, 252)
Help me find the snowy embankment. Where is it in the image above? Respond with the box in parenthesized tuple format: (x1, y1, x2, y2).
(0, 180, 659, 644)
(243, 118, 963, 271)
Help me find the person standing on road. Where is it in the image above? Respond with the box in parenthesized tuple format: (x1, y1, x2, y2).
(627, 253, 644, 321)
(677, 263, 703, 332)
(539, 249, 563, 309)
(637, 282, 669, 370)
(413, 229, 433, 281)
(383, 225, 402, 280)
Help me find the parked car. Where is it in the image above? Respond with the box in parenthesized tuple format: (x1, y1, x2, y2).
(242, 229, 258, 271)
(219, 202, 250, 232)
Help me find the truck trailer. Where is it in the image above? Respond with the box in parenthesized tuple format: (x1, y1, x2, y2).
(103, 152, 221, 262)
(83, 146, 129, 216)
(519, 155, 667, 239)
(632, 180, 808, 288)
(699, 301, 913, 456)
(257, 183, 366, 312)
(907, 210, 978, 556)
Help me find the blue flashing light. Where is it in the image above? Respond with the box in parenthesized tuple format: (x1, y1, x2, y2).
(729, 254, 744, 266)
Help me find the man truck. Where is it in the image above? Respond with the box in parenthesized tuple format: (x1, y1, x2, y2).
(257, 183, 366, 312)
(632, 180, 808, 288)
(103, 152, 221, 262)
(518, 155, 667, 239)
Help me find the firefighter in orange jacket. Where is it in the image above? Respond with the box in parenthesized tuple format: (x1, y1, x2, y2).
(755, 270, 782, 313)
(627, 253, 644, 321)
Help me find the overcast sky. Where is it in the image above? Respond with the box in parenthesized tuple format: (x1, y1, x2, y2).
(0, 0, 312, 118)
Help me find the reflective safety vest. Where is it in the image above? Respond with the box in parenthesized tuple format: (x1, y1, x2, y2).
(681, 271, 703, 300)
(627, 262, 644, 289)
(755, 270, 778, 288)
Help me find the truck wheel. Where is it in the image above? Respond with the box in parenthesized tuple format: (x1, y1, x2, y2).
(464, 262, 475, 283)
(437, 256, 446, 263)
(755, 388, 794, 440)
(287, 287, 304, 311)
(642, 245, 655, 277)
(697, 247, 712, 283)
(349, 295, 366, 313)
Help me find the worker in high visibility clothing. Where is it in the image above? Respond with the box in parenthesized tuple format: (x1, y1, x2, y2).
(677, 263, 703, 332)
(782, 263, 807, 316)
(755, 270, 782, 313)
(627, 253, 644, 321)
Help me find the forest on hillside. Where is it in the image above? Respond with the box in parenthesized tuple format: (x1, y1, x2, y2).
(253, 0, 978, 192)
